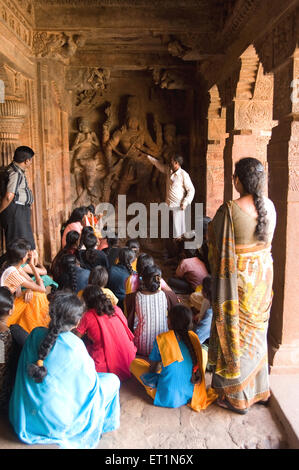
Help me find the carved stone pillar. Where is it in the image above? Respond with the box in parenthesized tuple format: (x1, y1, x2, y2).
(206, 85, 226, 217)
(265, 49, 299, 374)
(218, 61, 255, 201)
(0, 97, 28, 166)
(36, 60, 72, 263)
(219, 48, 275, 202)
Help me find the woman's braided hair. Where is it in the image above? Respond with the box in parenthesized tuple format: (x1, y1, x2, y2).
(118, 247, 135, 275)
(83, 232, 100, 267)
(168, 304, 202, 385)
(27, 291, 84, 383)
(60, 254, 78, 292)
(234, 157, 268, 242)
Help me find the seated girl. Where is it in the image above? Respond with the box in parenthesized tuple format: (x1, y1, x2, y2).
(103, 234, 121, 266)
(107, 247, 135, 311)
(50, 230, 80, 283)
(130, 304, 217, 410)
(125, 253, 175, 295)
(78, 265, 118, 306)
(22, 250, 58, 293)
(74, 285, 136, 381)
(125, 239, 140, 271)
(0, 239, 49, 333)
(61, 206, 88, 248)
(78, 232, 109, 271)
(9, 291, 120, 449)
(168, 247, 209, 294)
(0, 287, 28, 414)
(190, 276, 213, 346)
(56, 254, 90, 294)
(125, 265, 178, 356)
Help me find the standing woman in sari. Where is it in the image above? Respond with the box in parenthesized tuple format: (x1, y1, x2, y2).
(208, 157, 276, 414)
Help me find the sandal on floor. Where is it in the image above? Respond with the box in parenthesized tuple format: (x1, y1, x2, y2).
(256, 399, 270, 406)
(217, 398, 248, 415)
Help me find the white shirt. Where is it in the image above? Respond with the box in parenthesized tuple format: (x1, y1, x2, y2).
(147, 156, 195, 209)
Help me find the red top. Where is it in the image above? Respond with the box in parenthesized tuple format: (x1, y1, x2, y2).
(77, 306, 137, 381)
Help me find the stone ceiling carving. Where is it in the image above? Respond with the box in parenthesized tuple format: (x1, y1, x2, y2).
(2, 0, 296, 92)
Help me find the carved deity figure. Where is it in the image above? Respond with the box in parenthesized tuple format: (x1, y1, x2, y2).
(87, 68, 110, 92)
(104, 96, 160, 201)
(70, 117, 107, 205)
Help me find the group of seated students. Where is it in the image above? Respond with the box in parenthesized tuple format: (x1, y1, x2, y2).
(0, 205, 216, 449)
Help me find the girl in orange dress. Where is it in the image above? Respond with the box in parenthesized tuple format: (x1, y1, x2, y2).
(0, 239, 49, 333)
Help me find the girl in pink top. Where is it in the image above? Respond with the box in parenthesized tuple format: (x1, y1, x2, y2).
(61, 207, 89, 248)
(168, 247, 208, 294)
(75, 285, 136, 381)
(126, 253, 173, 294)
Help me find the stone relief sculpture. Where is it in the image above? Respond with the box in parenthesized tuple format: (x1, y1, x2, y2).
(70, 117, 108, 205)
(65, 67, 110, 107)
(34, 32, 86, 64)
(167, 38, 190, 59)
(104, 95, 161, 201)
(69, 97, 186, 206)
(76, 68, 110, 106)
(151, 67, 191, 90)
(87, 68, 111, 92)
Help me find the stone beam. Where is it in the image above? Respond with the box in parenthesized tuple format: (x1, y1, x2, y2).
(0, 23, 35, 79)
(69, 51, 190, 69)
(34, 5, 214, 32)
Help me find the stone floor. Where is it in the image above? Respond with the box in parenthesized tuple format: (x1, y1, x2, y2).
(0, 373, 289, 450)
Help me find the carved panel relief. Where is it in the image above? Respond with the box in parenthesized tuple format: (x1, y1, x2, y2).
(0, 0, 33, 48)
(66, 67, 110, 106)
(68, 72, 192, 207)
(33, 32, 86, 63)
(0, 64, 29, 166)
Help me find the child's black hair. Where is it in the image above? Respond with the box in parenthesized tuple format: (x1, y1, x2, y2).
(0, 286, 14, 318)
(83, 284, 114, 317)
(88, 265, 109, 288)
(140, 264, 161, 293)
(168, 304, 202, 385)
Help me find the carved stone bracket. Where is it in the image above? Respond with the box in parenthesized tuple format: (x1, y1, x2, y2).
(66, 66, 110, 106)
(151, 67, 194, 90)
(33, 31, 86, 64)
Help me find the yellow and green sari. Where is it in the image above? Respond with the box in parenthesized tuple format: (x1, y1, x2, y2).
(208, 202, 273, 411)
